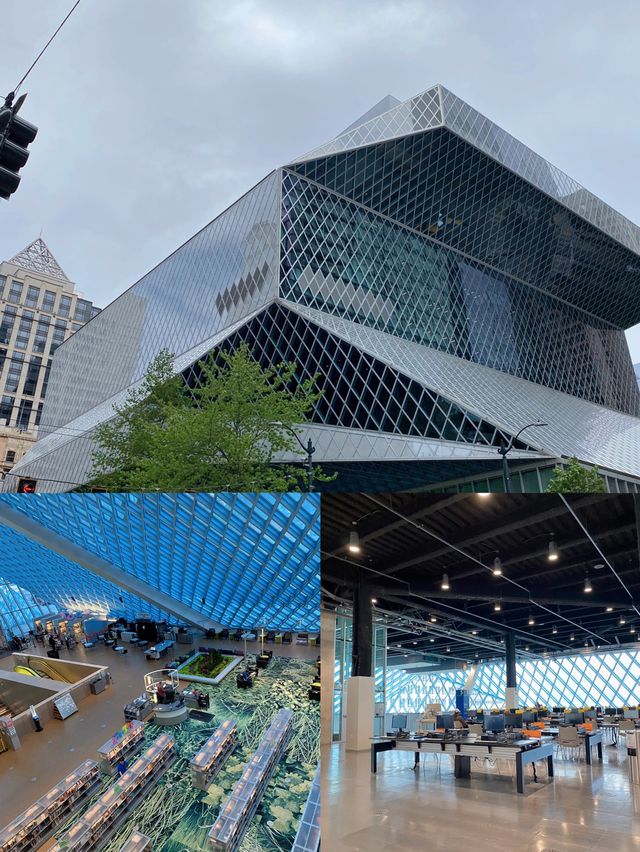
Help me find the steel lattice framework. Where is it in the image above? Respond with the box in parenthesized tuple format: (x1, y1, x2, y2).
(385, 649, 640, 712)
(8, 85, 640, 492)
(0, 493, 320, 633)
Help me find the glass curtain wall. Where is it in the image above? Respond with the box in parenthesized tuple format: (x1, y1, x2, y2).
(0, 578, 57, 642)
(386, 649, 640, 713)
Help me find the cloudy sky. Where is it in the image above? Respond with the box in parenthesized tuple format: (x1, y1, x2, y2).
(3, 0, 640, 359)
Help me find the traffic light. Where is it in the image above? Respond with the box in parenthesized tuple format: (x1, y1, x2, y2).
(0, 92, 38, 200)
(17, 478, 37, 493)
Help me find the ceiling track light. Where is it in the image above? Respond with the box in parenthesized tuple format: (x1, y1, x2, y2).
(494, 600, 502, 612)
(620, 616, 627, 625)
(552, 625, 558, 635)
(584, 574, 592, 594)
(548, 539, 559, 561)
(347, 530, 361, 553)
(528, 613, 535, 626)
(429, 614, 437, 623)
(492, 555, 502, 576)
(441, 572, 450, 591)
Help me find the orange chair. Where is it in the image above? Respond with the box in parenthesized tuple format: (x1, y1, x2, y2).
(532, 721, 545, 730)
(523, 729, 541, 738)
(582, 722, 594, 732)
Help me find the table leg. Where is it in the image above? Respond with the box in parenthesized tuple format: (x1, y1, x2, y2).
(413, 752, 420, 771)
(597, 740, 603, 761)
(454, 755, 471, 778)
(516, 753, 524, 794)
(585, 739, 592, 765)
(547, 753, 554, 778)
(371, 746, 377, 774)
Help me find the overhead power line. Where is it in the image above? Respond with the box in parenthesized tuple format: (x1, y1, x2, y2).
(12, 0, 83, 95)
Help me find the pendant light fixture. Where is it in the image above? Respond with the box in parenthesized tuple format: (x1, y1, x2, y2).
(347, 530, 361, 553)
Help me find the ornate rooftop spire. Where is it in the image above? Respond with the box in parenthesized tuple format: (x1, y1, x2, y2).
(8, 237, 70, 282)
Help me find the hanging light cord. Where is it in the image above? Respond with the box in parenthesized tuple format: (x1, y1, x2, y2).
(12, 0, 83, 95)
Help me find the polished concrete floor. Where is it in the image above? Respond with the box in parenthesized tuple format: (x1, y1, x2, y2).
(0, 635, 317, 825)
(322, 738, 640, 851)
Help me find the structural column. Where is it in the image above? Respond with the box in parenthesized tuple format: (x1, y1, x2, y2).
(505, 632, 518, 708)
(320, 609, 336, 747)
(345, 571, 375, 751)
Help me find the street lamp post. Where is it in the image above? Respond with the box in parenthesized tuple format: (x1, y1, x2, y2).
(497, 421, 548, 493)
(271, 422, 316, 492)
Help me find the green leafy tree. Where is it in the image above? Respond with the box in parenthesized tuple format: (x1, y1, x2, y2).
(89, 344, 333, 492)
(545, 456, 606, 493)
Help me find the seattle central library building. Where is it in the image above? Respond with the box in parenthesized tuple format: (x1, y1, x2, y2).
(8, 85, 640, 492)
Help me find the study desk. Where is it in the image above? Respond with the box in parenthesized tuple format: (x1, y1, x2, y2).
(371, 736, 554, 794)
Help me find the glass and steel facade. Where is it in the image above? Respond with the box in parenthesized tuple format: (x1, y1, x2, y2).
(8, 86, 640, 492)
(0, 492, 320, 634)
(385, 648, 640, 713)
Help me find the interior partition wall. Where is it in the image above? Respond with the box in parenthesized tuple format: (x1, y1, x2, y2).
(386, 648, 640, 713)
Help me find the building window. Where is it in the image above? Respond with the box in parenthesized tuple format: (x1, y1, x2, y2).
(5, 450, 15, 463)
(35, 401, 44, 427)
(49, 323, 66, 354)
(74, 299, 93, 323)
(4, 355, 24, 393)
(16, 399, 32, 429)
(58, 294, 72, 317)
(0, 275, 6, 299)
(22, 357, 42, 396)
(33, 319, 50, 353)
(0, 395, 14, 425)
(41, 290, 56, 313)
(25, 285, 40, 308)
(6, 281, 23, 304)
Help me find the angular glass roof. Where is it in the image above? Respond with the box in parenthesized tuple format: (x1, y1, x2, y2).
(0, 493, 320, 631)
(291, 84, 640, 257)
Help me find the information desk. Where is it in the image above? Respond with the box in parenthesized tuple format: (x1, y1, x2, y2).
(371, 736, 554, 794)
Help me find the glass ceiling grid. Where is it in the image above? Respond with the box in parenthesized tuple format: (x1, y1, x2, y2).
(0, 493, 320, 631)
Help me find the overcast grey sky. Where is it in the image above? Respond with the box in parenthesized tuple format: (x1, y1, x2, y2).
(3, 1, 640, 359)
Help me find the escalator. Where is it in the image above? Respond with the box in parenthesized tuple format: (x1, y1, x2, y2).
(14, 658, 72, 683)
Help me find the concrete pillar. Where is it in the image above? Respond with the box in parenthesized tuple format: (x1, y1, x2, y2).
(505, 632, 518, 708)
(345, 675, 375, 751)
(352, 573, 373, 677)
(320, 609, 336, 747)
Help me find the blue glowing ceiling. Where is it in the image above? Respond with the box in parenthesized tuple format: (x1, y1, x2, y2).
(0, 493, 320, 631)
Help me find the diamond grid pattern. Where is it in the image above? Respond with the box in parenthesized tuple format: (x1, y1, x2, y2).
(0, 493, 321, 630)
(7, 86, 640, 493)
(293, 84, 640, 262)
(470, 651, 640, 709)
(386, 666, 468, 714)
(386, 650, 640, 712)
(294, 87, 442, 163)
(183, 303, 528, 450)
(0, 578, 58, 638)
(40, 172, 281, 433)
(441, 86, 640, 257)
(291, 305, 640, 479)
(280, 171, 638, 413)
(0, 523, 170, 625)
